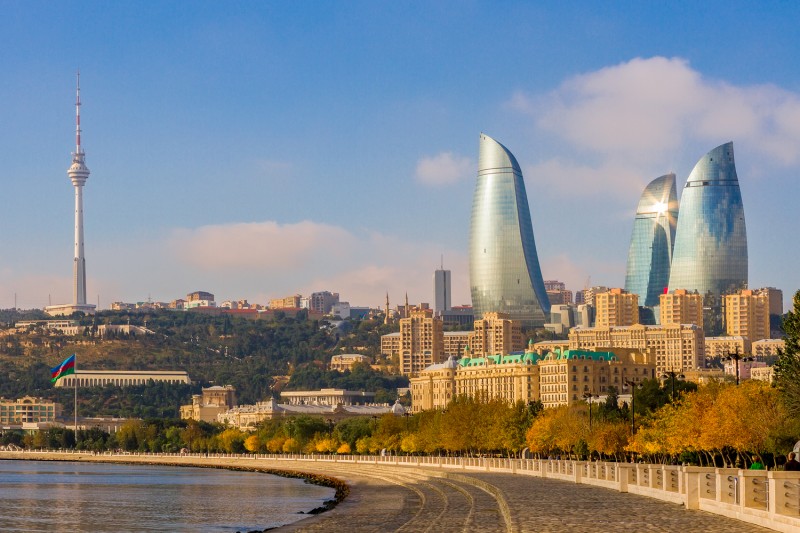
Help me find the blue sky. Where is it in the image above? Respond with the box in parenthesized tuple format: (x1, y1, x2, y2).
(2, 1, 799, 310)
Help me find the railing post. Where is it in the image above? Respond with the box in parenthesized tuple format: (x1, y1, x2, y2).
(682, 466, 704, 510)
(617, 464, 630, 493)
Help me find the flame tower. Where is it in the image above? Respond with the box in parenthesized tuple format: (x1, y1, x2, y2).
(469, 133, 550, 328)
(46, 73, 96, 316)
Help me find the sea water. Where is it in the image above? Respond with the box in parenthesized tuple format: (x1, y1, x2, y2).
(0, 460, 334, 532)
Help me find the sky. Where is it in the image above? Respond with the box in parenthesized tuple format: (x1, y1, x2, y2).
(2, 1, 799, 311)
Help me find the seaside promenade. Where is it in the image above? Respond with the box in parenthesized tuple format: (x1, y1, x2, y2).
(2, 451, 786, 532)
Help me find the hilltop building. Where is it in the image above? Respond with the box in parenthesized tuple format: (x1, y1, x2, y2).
(469, 134, 550, 328)
(185, 291, 216, 309)
(180, 385, 237, 423)
(55, 370, 191, 388)
(329, 354, 372, 372)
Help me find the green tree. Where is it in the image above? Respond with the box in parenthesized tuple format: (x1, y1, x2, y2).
(775, 290, 800, 412)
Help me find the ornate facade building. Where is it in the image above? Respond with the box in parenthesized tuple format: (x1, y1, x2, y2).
(568, 324, 704, 373)
(409, 345, 654, 412)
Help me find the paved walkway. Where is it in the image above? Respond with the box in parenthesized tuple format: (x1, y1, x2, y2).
(273, 461, 771, 533)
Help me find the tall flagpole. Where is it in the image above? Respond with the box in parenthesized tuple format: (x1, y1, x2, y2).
(74, 356, 78, 440)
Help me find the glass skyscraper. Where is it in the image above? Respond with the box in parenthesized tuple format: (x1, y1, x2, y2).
(624, 174, 678, 308)
(469, 134, 550, 328)
(668, 142, 748, 331)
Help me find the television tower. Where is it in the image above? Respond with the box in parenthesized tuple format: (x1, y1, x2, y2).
(69, 72, 90, 306)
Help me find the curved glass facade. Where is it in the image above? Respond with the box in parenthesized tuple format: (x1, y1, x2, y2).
(624, 174, 678, 308)
(668, 142, 748, 300)
(469, 134, 550, 328)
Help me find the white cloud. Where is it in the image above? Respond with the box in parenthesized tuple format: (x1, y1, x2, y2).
(415, 152, 473, 186)
(524, 158, 643, 200)
(514, 56, 800, 166)
(164, 220, 469, 306)
(169, 220, 356, 270)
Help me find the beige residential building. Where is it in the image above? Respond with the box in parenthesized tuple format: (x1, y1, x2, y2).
(704, 336, 750, 359)
(752, 338, 785, 358)
(660, 289, 704, 329)
(569, 323, 704, 373)
(381, 331, 401, 358)
(269, 294, 302, 309)
(755, 287, 783, 318)
(546, 289, 573, 306)
(399, 308, 444, 376)
(471, 312, 524, 357)
(683, 368, 728, 384)
(180, 385, 237, 423)
(0, 396, 62, 425)
(725, 289, 771, 341)
(443, 331, 472, 358)
(594, 288, 639, 328)
(538, 348, 654, 408)
(582, 286, 609, 307)
(750, 366, 775, 383)
(455, 352, 541, 407)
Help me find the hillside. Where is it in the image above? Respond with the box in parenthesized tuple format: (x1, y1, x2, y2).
(0, 310, 404, 418)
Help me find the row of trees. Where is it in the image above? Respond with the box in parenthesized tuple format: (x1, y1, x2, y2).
(3, 380, 797, 466)
(526, 380, 798, 467)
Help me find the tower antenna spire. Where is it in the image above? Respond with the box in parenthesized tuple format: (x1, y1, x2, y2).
(75, 70, 82, 154)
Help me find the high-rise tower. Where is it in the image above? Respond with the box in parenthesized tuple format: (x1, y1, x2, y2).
(668, 142, 747, 334)
(624, 174, 678, 309)
(70, 72, 89, 306)
(434, 258, 451, 315)
(46, 73, 96, 316)
(469, 134, 550, 328)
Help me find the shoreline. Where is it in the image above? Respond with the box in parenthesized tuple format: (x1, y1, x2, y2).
(0, 452, 348, 532)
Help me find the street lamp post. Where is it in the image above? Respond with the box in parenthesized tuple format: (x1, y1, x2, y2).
(724, 347, 754, 385)
(582, 392, 597, 431)
(660, 370, 685, 403)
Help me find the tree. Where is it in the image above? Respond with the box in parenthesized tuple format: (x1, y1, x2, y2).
(775, 290, 800, 412)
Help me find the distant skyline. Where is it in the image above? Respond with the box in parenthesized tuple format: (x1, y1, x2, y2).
(2, 2, 799, 311)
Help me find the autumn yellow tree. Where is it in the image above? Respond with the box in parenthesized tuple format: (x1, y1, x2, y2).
(526, 405, 587, 457)
(244, 434, 262, 453)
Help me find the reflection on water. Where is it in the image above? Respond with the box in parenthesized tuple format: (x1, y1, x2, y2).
(0, 460, 334, 532)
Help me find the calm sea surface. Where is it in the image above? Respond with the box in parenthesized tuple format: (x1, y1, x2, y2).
(0, 460, 334, 532)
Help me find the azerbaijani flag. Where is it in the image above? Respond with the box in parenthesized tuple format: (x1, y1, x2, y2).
(51, 354, 76, 383)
